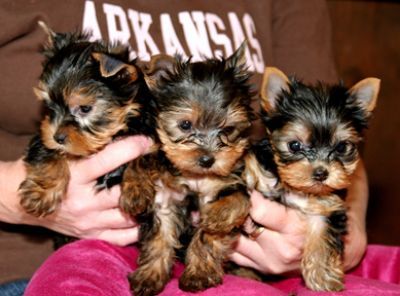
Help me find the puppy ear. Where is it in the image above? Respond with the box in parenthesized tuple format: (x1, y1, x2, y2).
(225, 41, 247, 70)
(348, 78, 380, 113)
(140, 54, 177, 90)
(260, 67, 290, 112)
(92, 53, 138, 81)
(38, 21, 56, 46)
(33, 82, 50, 102)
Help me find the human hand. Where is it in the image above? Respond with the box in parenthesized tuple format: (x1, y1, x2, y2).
(230, 190, 306, 275)
(2, 135, 152, 246)
(230, 190, 368, 275)
(343, 210, 367, 271)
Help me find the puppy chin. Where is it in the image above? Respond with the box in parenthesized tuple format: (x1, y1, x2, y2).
(293, 183, 335, 196)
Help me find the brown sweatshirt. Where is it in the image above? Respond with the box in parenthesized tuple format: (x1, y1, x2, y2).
(0, 0, 337, 282)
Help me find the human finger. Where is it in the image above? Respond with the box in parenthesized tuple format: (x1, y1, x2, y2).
(92, 185, 121, 209)
(75, 136, 153, 183)
(93, 208, 136, 229)
(63, 186, 121, 214)
(250, 191, 303, 232)
(234, 234, 292, 274)
(234, 234, 266, 259)
(229, 252, 260, 270)
(94, 226, 139, 246)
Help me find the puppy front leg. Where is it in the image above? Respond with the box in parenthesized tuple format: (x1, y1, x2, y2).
(19, 136, 69, 217)
(179, 186, 249, 292)
(200, 185, 250, 234)
(129, 203, 183, 296)
(119, 156, 157, 216)
(179, 229, 237, 292)
(301, 196, 346, 291)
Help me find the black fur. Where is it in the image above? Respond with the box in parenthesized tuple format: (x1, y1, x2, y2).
(39, 30, 156, 189)
(260, 79, 368, 168)
(251, 138, 278, 176)
(261, 79, 370, 135)
(22, 27, 158, 248)
(153, 56, 255, 123)
(327, 210, 348, 253)
(24, 135, 57, 165)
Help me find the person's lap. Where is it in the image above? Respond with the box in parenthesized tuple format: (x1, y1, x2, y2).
(24, 240, 400, 296)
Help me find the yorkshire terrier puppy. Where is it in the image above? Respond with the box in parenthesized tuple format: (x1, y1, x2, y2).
(19, 22, 155, 217)
(119, 44, 255, 295)
(243, 67, 380, 291)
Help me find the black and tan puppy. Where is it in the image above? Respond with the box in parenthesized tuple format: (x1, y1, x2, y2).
(244, 67, 380, 291)
(19, 22, 155, 217)
(120, 44, 255, 295)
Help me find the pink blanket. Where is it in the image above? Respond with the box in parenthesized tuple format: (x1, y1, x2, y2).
(25, 240, 400, 295)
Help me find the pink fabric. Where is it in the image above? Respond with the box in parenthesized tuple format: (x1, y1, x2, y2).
(25, 240, 400, 296)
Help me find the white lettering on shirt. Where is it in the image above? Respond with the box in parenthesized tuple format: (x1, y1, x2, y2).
(228, 12, 255, 71)
(82, 0, 102, 41)
(243, 13, 265, 73)
(103, 3, 131, 45)
(128, 10, 160, 60)
(160, 13, 188, 58)
(205, 13, 233, 58)
(179, 11, 212, 61)
(81, 2, 265, 72)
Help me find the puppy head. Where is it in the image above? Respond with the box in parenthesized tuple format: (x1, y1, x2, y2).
(35, 23, 145, 156)
(259, 67, 380, 194)
(145, 44, 255, 176)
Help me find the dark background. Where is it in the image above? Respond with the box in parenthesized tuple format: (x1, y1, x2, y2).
(328, 0, 400, 245)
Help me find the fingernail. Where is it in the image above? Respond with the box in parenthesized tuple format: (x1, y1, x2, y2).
(141, 137, 155, 152)
(125, 135, 152, 151)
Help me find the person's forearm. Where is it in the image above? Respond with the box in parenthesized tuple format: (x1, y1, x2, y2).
(0, 159, 37, 225)
(342, 158, 368, 270)
(346, 159, 368, 233)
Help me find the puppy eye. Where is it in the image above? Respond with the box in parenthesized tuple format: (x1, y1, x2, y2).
(222, 126, 235, 135)
(79, 105, 92, 114)
(335, 141, 351, 154)
(288, 141, 302, 153)
(179, 120, 192, 131)
(71, 105, 93, 118)
(116, 70, 130, 81)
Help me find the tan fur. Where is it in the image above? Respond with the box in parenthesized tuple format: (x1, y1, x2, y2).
(179, 230, 237, 292)
(158, 126, 248, 177)
(92, 52, 138, 80)
(242, 152, 280, 197)
(40, 99, 140, 156)
(300, 195, 345, 291)
(349, 77, 380, 112)
(120, 160, 158, 216)
(260, 67, 290, 112)
(23, 80, 142, 217)
(200, 191, 250, 234)
(19, 157, 70, 217)
(273, 121, 311, 149)
(65, 90, 95, 108)
(130, 50, 254, 293)
(277, 157, 354, 195)
(129, 203, 183, 296)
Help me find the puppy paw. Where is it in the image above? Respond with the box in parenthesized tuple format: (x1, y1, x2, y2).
(128, 267, 169, 296)
(120, 181, 155, 216)
(304, 271, 344, 292)
(302, 257, 344, 291)
(201, 194, 249, 233)
(19, 179, 64, 217)
(179, 266, 223, 292)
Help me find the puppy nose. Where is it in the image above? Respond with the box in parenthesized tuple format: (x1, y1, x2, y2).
(312, 167, 329, 181)
(198, 155, 215, 168)
(54, 133, 67, 144)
